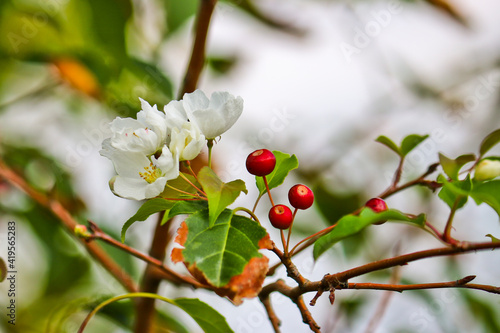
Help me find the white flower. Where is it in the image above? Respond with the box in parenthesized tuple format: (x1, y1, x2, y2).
(165, 89, 243, 140)
(101, 141, 179, 200)
(169, 122, 206, 161)
(108, 99, 168, 155)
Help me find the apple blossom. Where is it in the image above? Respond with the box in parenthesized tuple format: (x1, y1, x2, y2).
(101, 142, 179, 200)
(177, 90, 243, 139)
(107, 99, 168, 155)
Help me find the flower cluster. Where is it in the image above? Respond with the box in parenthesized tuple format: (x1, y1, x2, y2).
(100, 90, 243, 200)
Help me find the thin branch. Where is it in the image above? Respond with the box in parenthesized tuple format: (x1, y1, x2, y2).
(262, 241, 500, 305)
(345, 275, 477, 293)
(270, 243, 308, 287)
(294, 296, 321, 333)
(0, 160, 138, 293)
(379, 162, 440, 199)
(178, 0, 218, 97)
(86, 221, 204, 288)
(319, 241, 500, 292)
(259, 294, 281, 333)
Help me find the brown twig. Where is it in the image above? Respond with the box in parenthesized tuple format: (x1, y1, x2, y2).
(178, 0, 218, 97)
(86, 221, 204, 288)
(294, 296, 321, 332)
(259, 293, 282, 333)
(345, 275, 477, 292)
(261, 241, 500, 312)
(314, 241, 500, 293)
(0, 160, 138, 293)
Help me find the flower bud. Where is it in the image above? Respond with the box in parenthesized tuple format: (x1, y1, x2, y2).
(474, 158, 500, 181)
(74, 224, 92, 239)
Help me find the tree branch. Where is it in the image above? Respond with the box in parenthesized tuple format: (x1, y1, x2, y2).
(345, 275, 477, 293)
(259, 293, 281, 333)
(0, 160, 138, 293)
(85, 221, 204, 288)
(178, 0, 218, 97)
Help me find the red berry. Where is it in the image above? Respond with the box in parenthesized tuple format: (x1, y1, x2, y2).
(246, 149, 276, 176)
(269, 204, 293, 229)
(288, 184, 314, 210)
(365, 198, 388, 225)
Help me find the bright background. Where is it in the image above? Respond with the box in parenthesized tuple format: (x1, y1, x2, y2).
(1, 0, 500, 332)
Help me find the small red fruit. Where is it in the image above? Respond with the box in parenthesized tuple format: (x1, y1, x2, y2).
(288, 184, 314, 210)
(269, 204, 294, 229)
(246, 149, 276, 176)
(365, 197, 388, 225)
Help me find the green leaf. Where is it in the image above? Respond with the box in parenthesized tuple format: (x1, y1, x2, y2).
(121, 198, 175, 242)
(0, 257, 6, 282)
(485, 234, 500, 242)
(375, 135, 401, 155)
(470, 180, 500, 217)
(256, 151, 299, 195)
(437, 174, 472, 210)
(166, 200, 208, 220)
(400, 134, 429, 157)
(479, 128, 500, 157)
(376, 134, 429, 158)
(313, 208, 426, 259)
(180, 209, 268, 287)
(439, 153, 476, 180)
(172, 298, 234, 333)
(198, 167, 247, 228)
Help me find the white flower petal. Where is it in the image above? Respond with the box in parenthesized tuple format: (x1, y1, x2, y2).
(181, 89, 243, 139)
(183, 90, 210, 112)
(153, 145, 180, 180)
(169, 123, 205, 161)
(137, 98, 168, 143)
(164, 100, 189, 129)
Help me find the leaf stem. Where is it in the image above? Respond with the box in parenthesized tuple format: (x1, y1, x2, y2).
(288, 222, 338, 256)
(78, 292, 176, 333)
(252, 192, 265, 213)
(233, 207, 261, 224)
(442, 199, 460, 245)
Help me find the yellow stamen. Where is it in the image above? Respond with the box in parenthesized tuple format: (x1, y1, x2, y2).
(139, 162, 162, 183)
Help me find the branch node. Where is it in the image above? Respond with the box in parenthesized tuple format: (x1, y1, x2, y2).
(329, 288, 335, 305)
